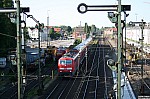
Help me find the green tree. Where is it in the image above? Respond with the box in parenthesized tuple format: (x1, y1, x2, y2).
(88, 26, 91, 33)
(49, 28, 55, 40)
(0, 0, 16, 56)
(67, 26, 72, 33)
(60, 25, 72, 35)
(35, 24, 38, 29)
(0, 0, 3, 7)
(49, 27, 55, 34)
(91, 24, 96, 33)
(55, 33, 61, 39)
(84, 23, 88, 33)
(40, 23, 44, 29)
(3, 0, 14, 7)
(74, 39, 81, 45)
(24, 27, 30, 42)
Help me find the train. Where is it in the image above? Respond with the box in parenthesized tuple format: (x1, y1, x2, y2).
(7, 47, 45, 71)
(25, 48, 45, 70)
(45, 46, 68, 62)
(54, 47, 68, 61)
(58, 37, 92, 76)
(45, 46, 57, 61)
(0, 57, 7, 68)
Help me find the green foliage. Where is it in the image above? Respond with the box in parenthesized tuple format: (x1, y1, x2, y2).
(67, 26, 72, 33)
(0, 1, 3, 7)
(88, 26, 91, 33)
(24, 27, 30, 42)
(60, 25, 72, 35)
(84, 23, 88, 33)
(49, 28, 61, 40)
(49, 27, 55, 34)
(74, 39, 81, 45)
(40, 23, 44, 29)
(35, 24, 38, 29)
(3, 0, 14, 7)
(91, 24, 96, 33)
(0, 0, 16, 56)
(0, 14, 17, 50)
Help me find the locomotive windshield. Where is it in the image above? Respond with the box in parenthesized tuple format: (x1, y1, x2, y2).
(66, 60, 72, 65)
(60, 60, 65, 65)
(60, 60, 72, 65)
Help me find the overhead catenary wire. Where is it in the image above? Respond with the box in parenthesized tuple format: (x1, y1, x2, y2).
(0, 32, 16, 38)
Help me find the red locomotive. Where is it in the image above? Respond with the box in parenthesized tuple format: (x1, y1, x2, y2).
(58, 37, 92, 76)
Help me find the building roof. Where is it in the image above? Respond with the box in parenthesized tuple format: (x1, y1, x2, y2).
(54, 28, 61, 32)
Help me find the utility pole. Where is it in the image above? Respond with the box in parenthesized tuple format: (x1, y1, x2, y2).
(47, 10, 49, 47)
(117, 0, 122, 99)
(140, 19, 144, 94)
(38, 21, 42, 94)
(16, 0, 22, 98)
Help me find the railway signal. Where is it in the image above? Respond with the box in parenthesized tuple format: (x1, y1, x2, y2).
(107, 12, 117, 23)
(107, 59, 117, 71)
(77, 3, 130, 13)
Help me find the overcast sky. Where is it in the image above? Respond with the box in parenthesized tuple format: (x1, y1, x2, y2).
(16, 0, 150, 28)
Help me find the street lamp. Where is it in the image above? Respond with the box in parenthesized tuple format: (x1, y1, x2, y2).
(47, 10, 50, 47)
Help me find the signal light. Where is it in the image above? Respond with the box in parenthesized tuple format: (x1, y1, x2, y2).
(107, 12, 117, 23)
(107, 59, 117, 71)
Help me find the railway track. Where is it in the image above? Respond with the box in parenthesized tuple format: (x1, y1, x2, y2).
(0, 37, 117, 99)
(39, 37, 115, 99)
(0, 60, 57, 98)
(127, 61, 150, 97)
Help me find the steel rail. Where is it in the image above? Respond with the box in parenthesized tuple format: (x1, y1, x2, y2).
(46, 83, 60, 99)
(103, 37, 109, 99)
(128, 61, 150, 96)
(82, 41, 98, 99)
(94, 39, 101, 98)
(73, 43, 97, 99)
(72, 62, 88, 99)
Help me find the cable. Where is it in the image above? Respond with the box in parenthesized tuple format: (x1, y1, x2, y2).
(0, 32, 16, 38)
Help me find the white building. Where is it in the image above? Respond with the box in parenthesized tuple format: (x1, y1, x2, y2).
(28, 28, 47, 41)
(124, 25, 150, 45)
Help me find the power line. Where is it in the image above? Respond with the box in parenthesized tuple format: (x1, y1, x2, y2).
(0, 32, 16, 38)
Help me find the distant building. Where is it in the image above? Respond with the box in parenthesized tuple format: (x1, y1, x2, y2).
(44, 26, 63, 36)
(72, 26, 86, 41)
(104, 27, 117, 40)
(54, 27, 62, 33)
(104, 27, 117, 35)
(28, 28, 47, 41)
(28, 26, 64, 42)
(125, 25, 150, 45)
